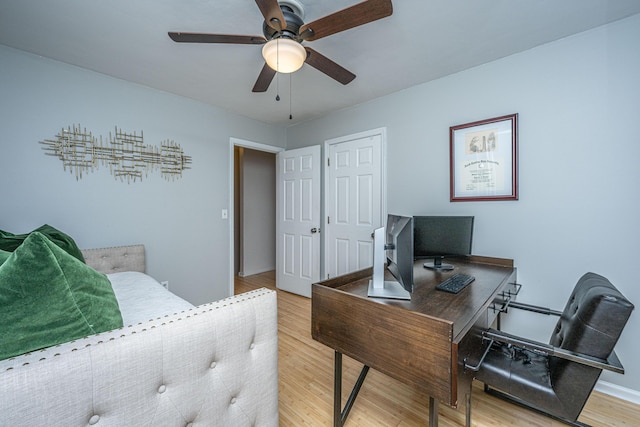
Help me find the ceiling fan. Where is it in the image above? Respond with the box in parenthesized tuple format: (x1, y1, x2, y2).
(168, 0, 393, 92)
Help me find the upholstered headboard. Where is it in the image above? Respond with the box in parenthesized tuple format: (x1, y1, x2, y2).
(81, 244, 145, 274)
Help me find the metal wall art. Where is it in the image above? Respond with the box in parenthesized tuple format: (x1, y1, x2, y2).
(40, 124, 192, 183)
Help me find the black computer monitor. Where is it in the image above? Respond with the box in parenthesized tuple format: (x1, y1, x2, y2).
(368, 214, 413, 300)
(413, 216, 474, 270)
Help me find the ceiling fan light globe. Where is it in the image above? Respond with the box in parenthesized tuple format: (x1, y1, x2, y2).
(262, 39, 306, 73)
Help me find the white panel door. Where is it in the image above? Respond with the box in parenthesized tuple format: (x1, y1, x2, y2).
(325, 130, 384, 279)
(276, 145, 321, 297)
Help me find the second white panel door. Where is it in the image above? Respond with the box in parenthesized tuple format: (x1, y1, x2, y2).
(325, 131, 384, 279)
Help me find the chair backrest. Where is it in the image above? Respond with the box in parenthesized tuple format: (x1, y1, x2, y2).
(547, 272, 634, 419)
(549, 272, 634, 358)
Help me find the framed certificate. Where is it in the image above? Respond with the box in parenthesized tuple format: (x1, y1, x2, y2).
(449, 114, 518, 202)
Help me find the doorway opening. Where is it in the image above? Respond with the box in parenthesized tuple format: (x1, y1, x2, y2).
(228, 138, 283, 295)
(234, 146, 277, 277)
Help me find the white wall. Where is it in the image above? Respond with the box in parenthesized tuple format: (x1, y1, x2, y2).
(0, 45, 285, 305)
(286, 15, 640, 395)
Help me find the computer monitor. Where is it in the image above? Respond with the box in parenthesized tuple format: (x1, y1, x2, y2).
(413, 216, 474, 271)
(368, 214, 413, 300)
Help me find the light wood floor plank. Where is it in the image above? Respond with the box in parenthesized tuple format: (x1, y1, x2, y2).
(235, 271, 640, 426)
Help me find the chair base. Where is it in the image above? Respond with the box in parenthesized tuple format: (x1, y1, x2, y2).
(482, 384, 591, 427)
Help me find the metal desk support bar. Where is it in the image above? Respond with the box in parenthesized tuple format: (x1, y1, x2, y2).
(333, 351, 443, 427)
(334, 351, 370, 427)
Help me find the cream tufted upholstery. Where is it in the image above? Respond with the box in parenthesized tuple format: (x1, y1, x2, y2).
(81, 244, 146, 274)
(0, 288, 279, 426)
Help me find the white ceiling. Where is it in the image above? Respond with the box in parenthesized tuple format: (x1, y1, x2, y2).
(2, 0, 639, 126)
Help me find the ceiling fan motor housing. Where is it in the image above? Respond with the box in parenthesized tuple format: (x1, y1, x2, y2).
(262, 5, 304, 42)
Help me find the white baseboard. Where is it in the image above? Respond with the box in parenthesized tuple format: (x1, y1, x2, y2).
(238, 267, 275, 278)
(595, 380, 640, 405)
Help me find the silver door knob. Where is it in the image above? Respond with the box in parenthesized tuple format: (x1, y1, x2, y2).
(311, 228, 319, 234)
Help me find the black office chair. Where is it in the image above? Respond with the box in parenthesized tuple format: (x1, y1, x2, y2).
(469, 272, 634, 427)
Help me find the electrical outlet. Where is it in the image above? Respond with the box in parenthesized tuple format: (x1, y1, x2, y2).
(160, 281, 169, 290)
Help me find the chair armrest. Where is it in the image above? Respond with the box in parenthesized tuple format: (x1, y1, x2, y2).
(503, 301, 563, 316)
(482, 328, 624, 374)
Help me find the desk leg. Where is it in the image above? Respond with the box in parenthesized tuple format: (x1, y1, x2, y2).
(334, 351, 370, 427)
(429, 397, 439, 427)
(465, 392, 471, 427)
(334, 352, 342, 427)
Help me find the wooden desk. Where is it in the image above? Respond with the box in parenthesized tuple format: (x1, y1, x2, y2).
(311, 256, 518, 427)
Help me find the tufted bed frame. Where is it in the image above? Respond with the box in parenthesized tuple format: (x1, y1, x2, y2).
(0, 245, 279, 426)
(81, 244, 148, 274)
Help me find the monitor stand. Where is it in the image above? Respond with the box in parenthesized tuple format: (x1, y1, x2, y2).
(367, 227, 411, 300)
(368, 279, 411, 300)
(423, 257, 454, 271)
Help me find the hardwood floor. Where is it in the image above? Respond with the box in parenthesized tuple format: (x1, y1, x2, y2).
(235, 271, 640, 426)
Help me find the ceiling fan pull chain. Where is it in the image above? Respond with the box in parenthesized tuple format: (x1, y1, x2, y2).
(275, 38, 280, 101)
(289, 73, 293, 120)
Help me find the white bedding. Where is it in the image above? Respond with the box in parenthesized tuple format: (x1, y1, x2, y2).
(107, 271, 194, 326)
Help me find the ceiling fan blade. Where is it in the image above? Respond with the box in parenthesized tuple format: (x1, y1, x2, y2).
(304, 47, 356, 85)
(252, 63, 277, 92)
(299, 0, 393, 41)
(255, 0, 287, 31)
(168, 32, 266, 44)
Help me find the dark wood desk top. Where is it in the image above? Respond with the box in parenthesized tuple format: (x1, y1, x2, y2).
(312, 256, 517, 406)
(336, 256, 514, 340)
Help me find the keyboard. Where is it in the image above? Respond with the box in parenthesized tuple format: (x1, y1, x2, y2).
(435, 273, 475, 294)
